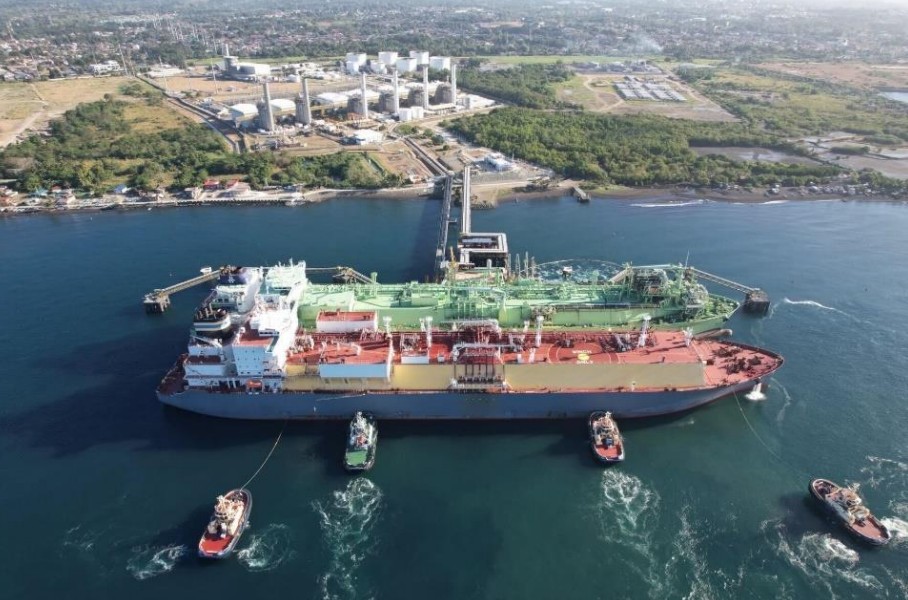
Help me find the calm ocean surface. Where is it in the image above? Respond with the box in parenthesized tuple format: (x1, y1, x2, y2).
(1, 197, 907, 599)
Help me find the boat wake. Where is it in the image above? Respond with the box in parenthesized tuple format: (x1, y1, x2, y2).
(661, 507, 738, 600)
(773, 379, 794, 424)
(594, 471, 670, 596)
(880, 516, 908, 547)
(860, 455, 908, 490)
(630, 199, 706, 208)
(778, 298, 851, 317)
(237, 523, 296, 572)
(760, 200, 789, 205)
(126, 544, 187, 581)
(313, 478, 383, 600)
(62, 525, 101, 554)
(764, 520, 883, 596)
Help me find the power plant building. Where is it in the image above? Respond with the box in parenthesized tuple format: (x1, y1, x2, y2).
(397, 106, 424, 122)
(228, 103, 259, 126)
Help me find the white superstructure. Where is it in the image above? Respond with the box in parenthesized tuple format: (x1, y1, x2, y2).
(184, 262, 308, 392)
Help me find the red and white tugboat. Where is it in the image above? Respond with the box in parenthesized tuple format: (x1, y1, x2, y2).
(809, 479, 891, 546)
(589, 411, 625, 463)
(198, 489, 252, 558)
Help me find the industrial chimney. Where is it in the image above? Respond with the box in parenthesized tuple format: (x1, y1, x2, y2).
(422, 64, 430, 110)
(450, 63, 457, 106)
(392, 68, 400, 116)
(360, 72, 369, 118)
(261, 81, 275, 132)
(296, 78, 312, 125)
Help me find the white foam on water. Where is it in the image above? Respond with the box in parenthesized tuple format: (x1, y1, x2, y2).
(126, 544, 187, 581)
(314, 478, 383, 600)
(62, 525, 99, 553)
(237, 523, 296, 572)
(879, 517, 908, 546)
(667, 507, 718, 600)
(780, 298, 849, 315)
(773, 379, 794, 424)
(860, 456, 908, 490)
(594, 471, 667, 596)
(765, 520, 883, 597)
(760, 200, 789, 205)
(669, 416, 696, 428)
(630, 199, 706, 208)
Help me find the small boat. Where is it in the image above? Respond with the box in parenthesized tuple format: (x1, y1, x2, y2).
(808, 479, 891, 546)
(198, 488, 252, 558)
(589, 411, 625, 463)
(199, 266, 213, 275)
(344, 412, 377, 471)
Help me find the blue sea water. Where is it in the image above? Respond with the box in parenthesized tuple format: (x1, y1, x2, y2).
(1, 197, 907, 599)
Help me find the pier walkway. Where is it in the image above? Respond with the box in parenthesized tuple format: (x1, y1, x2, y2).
(143, 268, 223, 314)
(687, 268, 770, 314)
(434, 175, 454, 275)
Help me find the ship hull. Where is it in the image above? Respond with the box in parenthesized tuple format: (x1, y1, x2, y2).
(157, 378, 761, 420)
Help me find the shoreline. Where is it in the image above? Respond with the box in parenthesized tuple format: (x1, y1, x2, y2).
(485, 181, 905, 205)
(3, 182, 905, 218)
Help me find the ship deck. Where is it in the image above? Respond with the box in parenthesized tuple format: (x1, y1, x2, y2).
(284, 329, 780, 390)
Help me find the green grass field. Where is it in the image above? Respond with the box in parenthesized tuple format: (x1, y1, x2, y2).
(554, 76, 598, 107)
(477, 54, 649, 65)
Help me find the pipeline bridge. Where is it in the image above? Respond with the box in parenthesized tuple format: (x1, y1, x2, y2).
(144, 264, 377, 313)
(143, 268, 225, 314)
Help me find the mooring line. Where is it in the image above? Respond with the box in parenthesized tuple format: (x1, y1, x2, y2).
(734, 392, 813, 479)
(240, 418, 288, 490)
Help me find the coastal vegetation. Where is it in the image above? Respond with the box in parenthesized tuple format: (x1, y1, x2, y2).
(691, 65, 908, 143)
(0, 96, 400, 194)
(448, 108, 840, 187)
(457, 63, 575, 109)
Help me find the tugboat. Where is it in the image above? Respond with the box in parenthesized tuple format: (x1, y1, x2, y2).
(344, 412, 377, 471)
(589, 411, 625, 463)
(198, 489, 252, 558)
(809, 479, 891, 546)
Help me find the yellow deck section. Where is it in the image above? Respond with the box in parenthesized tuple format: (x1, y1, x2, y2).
(282, 362, 705, 392)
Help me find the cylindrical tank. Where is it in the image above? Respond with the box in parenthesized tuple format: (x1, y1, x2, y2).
(378, 92, 396, 113)
(434, 83, 453, 104)
(409, 88, 426, 108)
(347, 95, 364, 115)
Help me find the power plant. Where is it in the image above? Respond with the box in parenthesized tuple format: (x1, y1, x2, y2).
(221, 51, 474, 134)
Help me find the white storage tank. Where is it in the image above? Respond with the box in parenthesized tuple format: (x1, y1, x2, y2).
(409, 50, 429, 65)
(396, 57, 417, 73)
(378, 51, 398, 66)
(429, 56, 451, 71)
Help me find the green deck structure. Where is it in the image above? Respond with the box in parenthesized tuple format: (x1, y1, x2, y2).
(298, 264, 739, 334)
